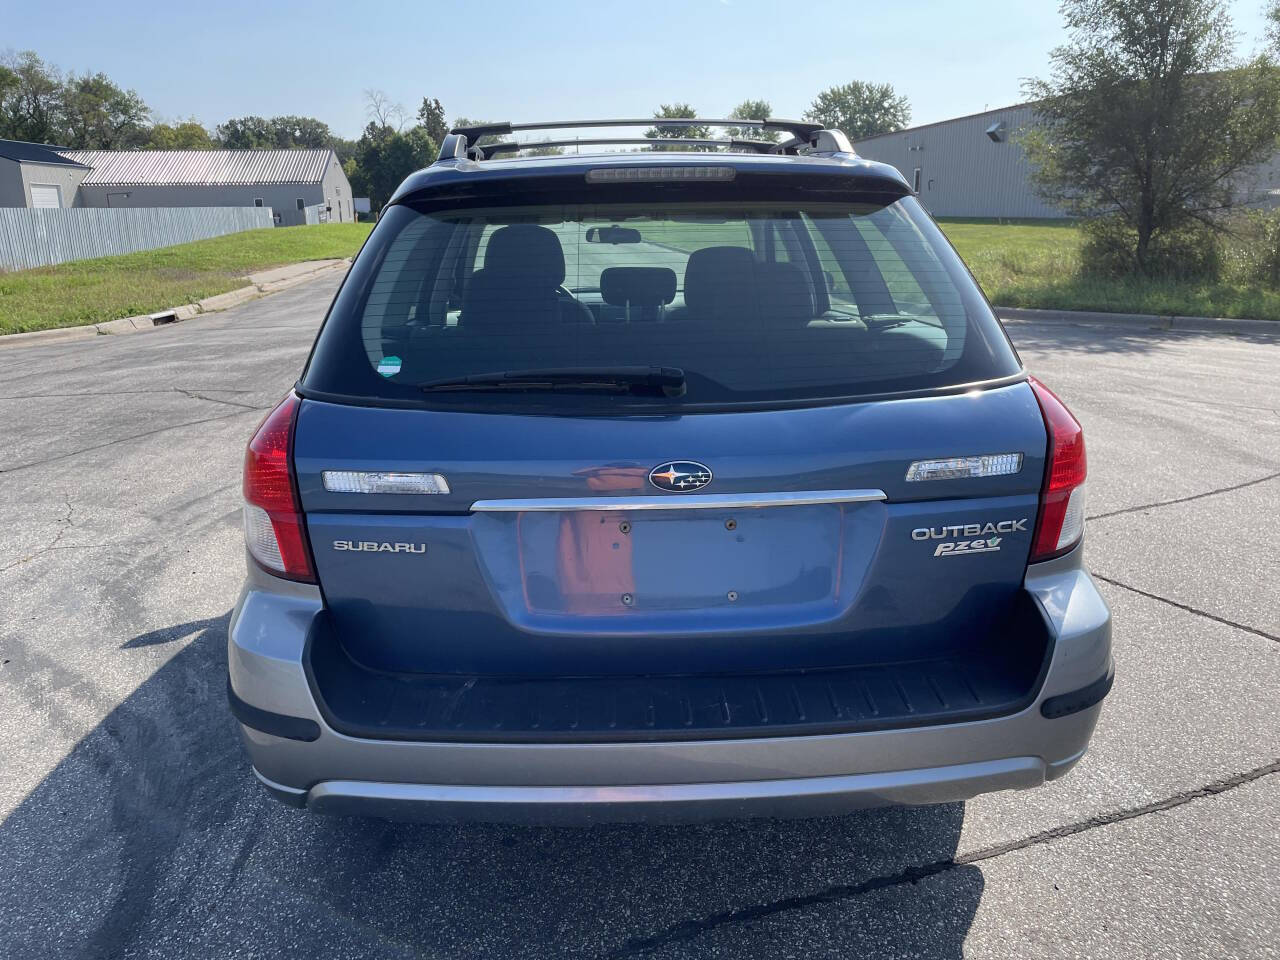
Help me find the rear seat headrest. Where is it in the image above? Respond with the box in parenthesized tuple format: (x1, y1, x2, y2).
(756, 262, 816, 323)
(600, 267, 678, 307)
(482, 224, 566, 286)
(682, 246, 758, 318)
(683, 247, 815, 325)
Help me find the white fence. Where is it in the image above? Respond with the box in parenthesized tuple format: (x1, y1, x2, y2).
(0, 206, 275, 271)
(303, 203, 331, 225)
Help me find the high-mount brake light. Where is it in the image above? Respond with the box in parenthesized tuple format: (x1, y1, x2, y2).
(585, 166, 736, 183)
(242, 392, 315, 582)
(1028, 377, 1087, 562)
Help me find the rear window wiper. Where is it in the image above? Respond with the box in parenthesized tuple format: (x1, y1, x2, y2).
(419, 366, 687, 398)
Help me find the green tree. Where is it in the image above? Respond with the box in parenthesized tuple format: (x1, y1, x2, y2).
(215, 115, 335, 149)
(268, 115, 334, 148)
(147, 119, 215, 150)
(803, 81, 910, 139)
(416, 97, 448, 144)
(645, 103, 710, 149)
(0, 51, 65, 144)
(348, 122, 436, 209)
(0, 65, 19, 128)
(215, 115, 274, 149)
(62, 72, 150, 149)
(330, 136, 359, 167)
(726, 98, 779, 142)
(1023, 0, 1280, 274)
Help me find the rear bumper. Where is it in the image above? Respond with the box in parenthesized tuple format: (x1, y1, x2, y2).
(255, 755, 1059, 826)
(228, 550, 1111, 824)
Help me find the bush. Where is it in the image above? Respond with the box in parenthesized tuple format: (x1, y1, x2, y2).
(1080, 217, 1223, 281)
(1222, 210, 1280, 287)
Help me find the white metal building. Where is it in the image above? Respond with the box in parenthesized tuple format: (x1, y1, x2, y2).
(854, 102, 1280, 220)
(0, 140, 91, 209)
(58, 148, 353, 226)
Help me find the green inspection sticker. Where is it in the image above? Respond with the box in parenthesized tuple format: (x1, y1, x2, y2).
(376, 356, 402, 377)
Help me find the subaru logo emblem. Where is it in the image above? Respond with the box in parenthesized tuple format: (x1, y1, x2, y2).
(649, 461, 713, 492)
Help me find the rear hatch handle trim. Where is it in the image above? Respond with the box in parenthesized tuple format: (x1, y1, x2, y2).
(470, 489, 887, 512)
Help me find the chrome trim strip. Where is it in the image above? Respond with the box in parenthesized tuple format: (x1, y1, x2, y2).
(470, 489, 886, 513)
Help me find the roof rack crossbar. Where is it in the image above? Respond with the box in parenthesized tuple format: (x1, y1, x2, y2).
(451, 117, 824, 142)
(477, 136, 782, 159)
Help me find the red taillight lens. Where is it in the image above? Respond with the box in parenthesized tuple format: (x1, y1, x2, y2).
(1029, 377, 1087, 562)
(242, 392, 314, 582)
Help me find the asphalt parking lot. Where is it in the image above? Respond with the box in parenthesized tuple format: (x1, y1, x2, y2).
(1, 276, 1277, 959)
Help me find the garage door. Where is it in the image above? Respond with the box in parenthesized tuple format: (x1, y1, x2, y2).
(30, 185, 62, 208)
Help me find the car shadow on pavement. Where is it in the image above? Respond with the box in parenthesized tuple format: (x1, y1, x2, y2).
(0, 613, 983, 959)
(1005, 320, 1280, 356)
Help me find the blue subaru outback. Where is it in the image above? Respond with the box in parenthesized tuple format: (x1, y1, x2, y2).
(228, 118, 1112, 823)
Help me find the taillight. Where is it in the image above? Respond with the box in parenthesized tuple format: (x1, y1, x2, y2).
(242, 392, 315, 582)
(1029, 377, 1087, 562)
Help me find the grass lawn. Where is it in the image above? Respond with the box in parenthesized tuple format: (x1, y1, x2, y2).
(938, 219, 1280, 322)
(0, 223, 372, 335)
(643, 214, 1280, 321)
(7, 216, 1278, 335)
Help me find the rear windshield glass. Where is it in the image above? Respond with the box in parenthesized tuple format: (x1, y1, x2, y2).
(303, 195, 1020, 410)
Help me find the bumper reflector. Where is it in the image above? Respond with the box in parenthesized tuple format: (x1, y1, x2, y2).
(905, 453, 1023, 482)
(322, 471, 451, 495)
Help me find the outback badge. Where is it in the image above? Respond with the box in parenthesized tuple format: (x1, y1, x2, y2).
(912, 519, 1029, 557)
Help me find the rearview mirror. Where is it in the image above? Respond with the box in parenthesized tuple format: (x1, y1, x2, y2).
(586, 225, 642, 244)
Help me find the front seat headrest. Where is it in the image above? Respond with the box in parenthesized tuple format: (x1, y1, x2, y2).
(600, 267, 678, 307)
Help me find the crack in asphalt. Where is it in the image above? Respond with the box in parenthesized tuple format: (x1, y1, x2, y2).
(1087, 469, 1280, 522)
(604, 760, 1280, 958)
(0, 496, 74, 573)
(0, 408, 261, 475)
(0, 388, 255, 401)
(1092, 574, 1280, 643)
(173, 388, 267, 411)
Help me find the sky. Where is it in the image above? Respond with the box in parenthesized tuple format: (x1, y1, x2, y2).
(5, 0, 1275, 140)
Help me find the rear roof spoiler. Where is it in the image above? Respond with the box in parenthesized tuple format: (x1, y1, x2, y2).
(436, 118, 854, 163)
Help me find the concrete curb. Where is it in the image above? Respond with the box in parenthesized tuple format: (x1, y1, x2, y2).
(0, 258, 350, 350)
(996, 305, 1280, 337)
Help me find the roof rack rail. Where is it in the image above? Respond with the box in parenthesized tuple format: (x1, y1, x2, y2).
(436, 118, 853, 163)
(475, 136, 782, 160)
(451, 117, 823, 141)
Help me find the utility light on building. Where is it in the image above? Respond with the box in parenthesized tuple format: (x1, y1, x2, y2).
(985, 121, 1007, 143)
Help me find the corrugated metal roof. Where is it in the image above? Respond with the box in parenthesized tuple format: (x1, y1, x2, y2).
(0, 138, 88, 166)
(59, 148, 335, 186)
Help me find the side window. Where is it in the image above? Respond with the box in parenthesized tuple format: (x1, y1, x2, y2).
(254, 198, 264, 207)
(803, 217, 853, 298)
(296, 198, 305, 211)
(472, 223, 500, 270)
(358, 216, 452, 363)
(770, 223, 794, 263)
(851, 218, 934, 316)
